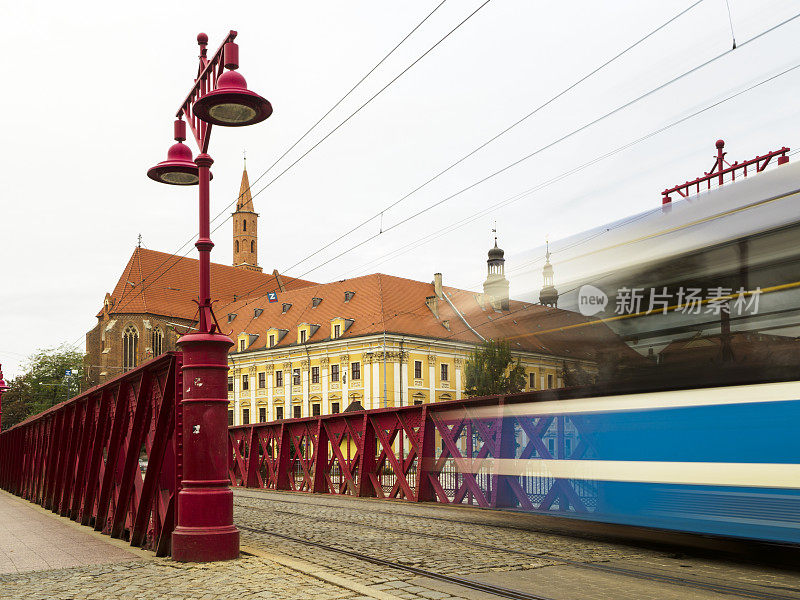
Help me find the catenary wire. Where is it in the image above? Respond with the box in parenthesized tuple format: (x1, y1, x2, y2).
(268, 15, 800, 287)
(278, 0, 708, 274)
(113, 1, 491, 314)
(118, 9, 800, 319)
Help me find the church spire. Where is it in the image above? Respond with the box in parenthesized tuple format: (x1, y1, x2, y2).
(539, 240, 558, 307)
(237, 154, 254, 211)
(232, 155, 262, 272)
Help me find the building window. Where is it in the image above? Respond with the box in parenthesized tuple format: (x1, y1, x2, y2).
(269, 334, 275, 347)
(311, 366, 319, 384)
(259, 407, 267, 423)
(250, 240, 255, 253)
(123, 325, 138, 371)
(333, 324, 341, 339)
(242, 374, 249, 390)
(240, 339, 246, 352)
(312, 404, 321, 417)
(243, 219, 247, 232)
(331, 364, 339, 382)
(228, 376, 234, 392)
(529, 373, 535, 389)
(235, 240, 239, 253)
(414, 360, 422, 379)
(276, 370, 283, 387)
(331, 402, 340, 414)
(440, 364, 448, 381)
(414, 399, 423, 406)
(242, 408, 250, 425)
(151, 328, 163, 356)
(258, 372, 266, 388)
(276, 406, 284, 420)
(547, 374, 553, 388)
(548, 438, 555, 454)
(565, 438, 572, 457)
(293, 405, 302, 419)
(300, 329, 307, 343)
(228, 410, 234, 426)
(293, 368, 301, 386)
(351, 362, 360, 380)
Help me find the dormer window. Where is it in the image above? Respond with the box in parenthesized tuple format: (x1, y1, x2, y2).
(344, 291, 355, 302)
(312, 297, 322, 308)
(239, 339, 246, 352)
(227, 313, 237, 323)
(282, 303, 292, 313)
(300, 329, 307, 343)
(254, 308, 263, 318)
(333, 324, 341, 339)
(269, 334, 275, 347)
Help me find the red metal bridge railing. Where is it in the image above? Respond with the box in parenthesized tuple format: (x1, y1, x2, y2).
(228, 392, 595, 512)
(0, 353, 181, 556)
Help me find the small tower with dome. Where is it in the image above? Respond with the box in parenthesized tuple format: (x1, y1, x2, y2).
(483, 232, 510, 311)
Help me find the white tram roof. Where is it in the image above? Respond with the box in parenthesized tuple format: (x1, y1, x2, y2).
(515, 159, 800, 297)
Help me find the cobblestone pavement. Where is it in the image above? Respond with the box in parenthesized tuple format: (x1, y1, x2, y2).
(2, 486, 800, 599)
(233, 488, 800, 600)
(0, 556, 369, 600)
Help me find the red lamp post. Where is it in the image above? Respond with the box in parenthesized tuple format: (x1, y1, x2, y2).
(0, 364, 8, 432)
(147, 31, 272, 562)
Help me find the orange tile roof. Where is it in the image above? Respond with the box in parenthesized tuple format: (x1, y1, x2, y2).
(102, 248, 316, 321)
(224, 273, 636, 362)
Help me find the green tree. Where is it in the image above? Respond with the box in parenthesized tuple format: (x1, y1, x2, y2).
(1, 345, 84, 429)
(463, 339, 526, 397)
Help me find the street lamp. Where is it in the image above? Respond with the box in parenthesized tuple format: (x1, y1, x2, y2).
(0, 364, 8, 432)
(147, 31, 272, 563)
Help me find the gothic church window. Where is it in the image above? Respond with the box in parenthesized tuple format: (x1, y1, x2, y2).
(123, 325, 138, 371)
(243, 220, 247, 232)
(151, 327, 163, 356)
(235, 240, 239, 253)
(250, 241, 255, 253)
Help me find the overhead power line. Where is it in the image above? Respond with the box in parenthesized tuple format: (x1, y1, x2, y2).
(280, 11, 800, 281)
(221, 55, 800, 319)
(113, 0, 464, 313)
(279, 0, 708, 274)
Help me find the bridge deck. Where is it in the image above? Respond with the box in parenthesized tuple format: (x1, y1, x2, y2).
(0, 490, 139, 575)
(1, 486, 799, 599)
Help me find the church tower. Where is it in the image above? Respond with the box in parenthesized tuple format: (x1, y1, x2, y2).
(232, 159, 262, 272)
(483, 235, 510, 311)
(539, 241, 558, 307)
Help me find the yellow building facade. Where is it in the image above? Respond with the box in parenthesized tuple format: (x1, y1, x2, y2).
(228, 332, 572, 426)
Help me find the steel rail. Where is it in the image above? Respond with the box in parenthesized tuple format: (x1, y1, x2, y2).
(234, 497, 800, 600)
(238, 524, 555, 600)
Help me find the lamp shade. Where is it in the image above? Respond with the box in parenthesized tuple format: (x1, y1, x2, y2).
(147, 142, 206, 185)
(193, 70, 272, 127)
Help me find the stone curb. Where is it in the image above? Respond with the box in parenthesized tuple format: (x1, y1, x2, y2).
(240, 544, 404, 600)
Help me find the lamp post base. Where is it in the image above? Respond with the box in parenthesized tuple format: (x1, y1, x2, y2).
(172, 523, 240, 562)
(173, 331, 238, 562)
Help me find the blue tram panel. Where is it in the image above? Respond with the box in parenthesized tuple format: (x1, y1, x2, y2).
(512, 395, 800, 544)
(496, 146, 800, 546)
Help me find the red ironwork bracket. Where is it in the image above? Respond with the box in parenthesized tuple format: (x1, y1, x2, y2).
(176, 31, 238, 153)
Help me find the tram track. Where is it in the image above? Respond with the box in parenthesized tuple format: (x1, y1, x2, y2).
(234, 497, 800, 600)
(239, 523, 556, 600)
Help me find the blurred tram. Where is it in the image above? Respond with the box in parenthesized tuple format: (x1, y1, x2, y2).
(482, 142, 800, 546)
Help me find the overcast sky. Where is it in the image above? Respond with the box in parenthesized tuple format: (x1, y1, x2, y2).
(1, 0, 799, 378)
